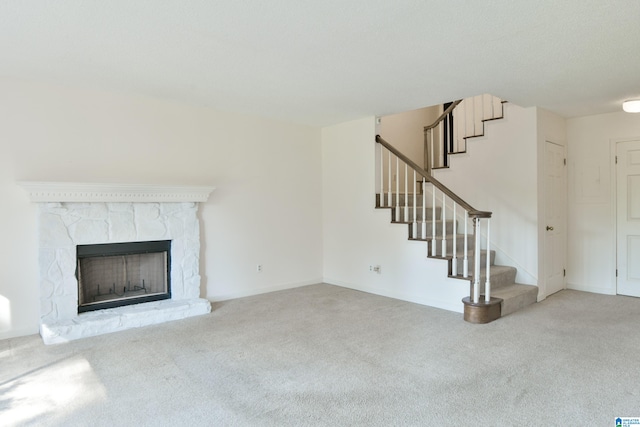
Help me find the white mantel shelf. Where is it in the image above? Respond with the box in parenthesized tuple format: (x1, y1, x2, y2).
(19, 181, 215, 203)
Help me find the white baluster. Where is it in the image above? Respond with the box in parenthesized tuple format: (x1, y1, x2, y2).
(421, 178, 427, 240)
(463, 210, 469, 278)
(412, 170, 417, 237)
(380, 146, 384, 206)
(404, 163, 408, 222)
(452, 108, 458, 153)
(482, 94, 492, 121)
(485, 219, 491, 302)
(452, 203, 457, 276)
(474, 95, 483, 133)
(466, 98, 474, 137)
(387, 151, 392, 207)
(457, 102, 466, 151)
(493, 96, 502, 118)
(395, 156, 400, 221)
(441, 193, 447, 257)
(473, 218, 481, 304)
(430, 128, 435, 170)
(431, 188, 437, 256)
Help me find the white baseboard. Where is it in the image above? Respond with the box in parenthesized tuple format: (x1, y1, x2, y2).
(323, 277, 465, 314)
(566, 282, 616, 295)
(208, 278, 324, 302)
(0, 326, 39, 341)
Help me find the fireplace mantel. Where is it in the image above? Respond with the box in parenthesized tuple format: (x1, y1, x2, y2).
(19, 181, 215, 203)
(22, 181, 214, 344)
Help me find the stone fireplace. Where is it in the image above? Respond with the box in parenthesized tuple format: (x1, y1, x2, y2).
(20, 182, 215, 345)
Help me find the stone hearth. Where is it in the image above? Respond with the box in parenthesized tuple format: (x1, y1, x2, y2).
(20, 182, 215, 344)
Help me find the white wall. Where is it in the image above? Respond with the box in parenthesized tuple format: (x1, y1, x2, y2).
(0, 78, 323, 339)
(322, 117, 469, 313)
(566, 111, 640, 294)
(432, 103, 539, 286)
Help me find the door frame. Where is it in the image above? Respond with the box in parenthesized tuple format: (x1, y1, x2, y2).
(611, 137, 640, 295)
(544, 140, 567, 297)
(541, 139, 567, 299)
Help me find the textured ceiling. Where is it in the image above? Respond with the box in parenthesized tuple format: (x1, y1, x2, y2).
(1, 0, 639, 126)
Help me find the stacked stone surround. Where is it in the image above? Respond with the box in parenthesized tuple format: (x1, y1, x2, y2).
(21, 182, 214, 345)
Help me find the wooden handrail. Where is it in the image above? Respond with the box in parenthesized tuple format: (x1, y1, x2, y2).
(376, 135, 491, 219)
(424, 99, 462, 131)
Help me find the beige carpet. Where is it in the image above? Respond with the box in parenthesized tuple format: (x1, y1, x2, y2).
(1, 283, 639, 426)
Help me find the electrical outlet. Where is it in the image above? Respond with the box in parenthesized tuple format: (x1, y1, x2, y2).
(256, 264, 262, 272)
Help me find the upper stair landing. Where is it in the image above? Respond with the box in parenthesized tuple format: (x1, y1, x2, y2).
(425, 94, 505, 172)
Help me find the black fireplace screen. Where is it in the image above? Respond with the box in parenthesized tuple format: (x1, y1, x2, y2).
(76, 240, 171, 313)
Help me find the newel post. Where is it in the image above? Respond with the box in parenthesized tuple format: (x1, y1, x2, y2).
(463, 214, 501, 324)
(472, 217, 481, 304)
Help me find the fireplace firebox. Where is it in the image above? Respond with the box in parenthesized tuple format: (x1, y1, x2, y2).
(76, 240, 171, 313)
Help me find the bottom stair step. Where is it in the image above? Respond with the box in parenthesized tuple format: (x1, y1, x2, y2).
(492, 284, 538, 317)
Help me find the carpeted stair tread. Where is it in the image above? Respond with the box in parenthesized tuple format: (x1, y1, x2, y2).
(491, 284, 538, 316)
(455, 265, 517, 291)
(405, 220, 456, 235)
(376, 193, 432, 207)
(447, 248, 495, 260)
(451, 250, 497, 275)
(409, 235, 466, 245)
(393, 206, 441, 221)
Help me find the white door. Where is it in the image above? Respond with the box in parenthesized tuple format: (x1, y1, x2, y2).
(544, 141, 566, 296)
(616, 140, 640, 297)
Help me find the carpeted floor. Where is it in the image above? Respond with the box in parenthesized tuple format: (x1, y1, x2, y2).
(1, 283, 639, 426)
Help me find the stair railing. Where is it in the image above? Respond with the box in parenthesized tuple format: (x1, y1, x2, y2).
(424, 94, 504, 172)
(377, 135, 492, 304)
(424, 99, 462, 173)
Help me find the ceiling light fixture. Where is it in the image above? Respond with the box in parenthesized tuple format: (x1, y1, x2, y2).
(623, 99, 640, 113)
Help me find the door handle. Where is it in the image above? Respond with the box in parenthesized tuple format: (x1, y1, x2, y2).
(546, 226, 554, 231)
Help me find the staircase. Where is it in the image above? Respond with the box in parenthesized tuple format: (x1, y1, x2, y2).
(375, 191, 537, 321)
(375, 95, 537, 323)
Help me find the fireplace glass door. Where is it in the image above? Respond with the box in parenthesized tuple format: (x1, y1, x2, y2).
(76, 240, 171, 313)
